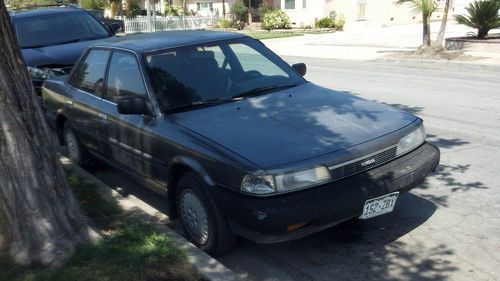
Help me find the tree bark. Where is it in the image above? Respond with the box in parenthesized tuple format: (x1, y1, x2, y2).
(222, 0, 226, 17)
(422, 14, 431, 46)
(436, 0, 451, 45)
(0, 0, 93, 266)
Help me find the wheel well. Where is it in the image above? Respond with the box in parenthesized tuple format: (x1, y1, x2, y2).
(56, 115, 67, 145)
(167, 164, 193, 219)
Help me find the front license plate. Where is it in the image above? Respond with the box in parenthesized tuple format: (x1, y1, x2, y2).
(359, 192, 399, 219)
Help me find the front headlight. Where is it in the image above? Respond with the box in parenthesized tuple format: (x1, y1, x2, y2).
(396, 124, 426, 156)
(27, 66, 55, 79)
(241, 166, 331, 195)
(241, 174, 275, 194)
(27, 66, 66, 80)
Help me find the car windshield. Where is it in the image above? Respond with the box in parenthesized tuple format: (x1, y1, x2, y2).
(15, 11, 109, 48)
(145, 37, 306, 113)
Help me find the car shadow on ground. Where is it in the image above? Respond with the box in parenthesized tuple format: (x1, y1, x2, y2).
(217, 192, 459, 281)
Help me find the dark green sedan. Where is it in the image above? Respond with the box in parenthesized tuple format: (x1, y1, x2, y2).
(42, 31, 440, 255)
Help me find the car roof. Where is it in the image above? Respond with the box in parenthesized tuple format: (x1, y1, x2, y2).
(10, 7, 85, 19)
(91, 30, 248, 53)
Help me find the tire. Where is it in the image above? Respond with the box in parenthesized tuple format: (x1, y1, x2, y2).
(63, 123, 88, 166)
(176, 172, 236, 255)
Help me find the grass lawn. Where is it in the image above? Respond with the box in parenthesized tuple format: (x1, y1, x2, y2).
(0, 171, 201, 281)
(242, 32, 304, 40)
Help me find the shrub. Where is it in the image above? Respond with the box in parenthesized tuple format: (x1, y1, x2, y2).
(231, 0, 248, 23)
(218, 18, 231, 28)
(81, 0, 107, 10)
(315, 17, 335, 28)
(335, 14, 345, 31)
(164, 4, 179, 16)
(455, 0, 500, 38)
(109, 1, 120, 18)
(262, 9, 291, 30)
(126, 1, 142, 18)
(259, 3, 277, 16)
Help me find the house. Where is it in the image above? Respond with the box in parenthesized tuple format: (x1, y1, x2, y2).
(130, 0, 475, 28)
(279, 0, 474, 29)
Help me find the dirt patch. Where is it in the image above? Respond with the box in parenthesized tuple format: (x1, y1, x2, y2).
(392, 45, 476, 61)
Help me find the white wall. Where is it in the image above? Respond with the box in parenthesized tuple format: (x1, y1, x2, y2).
(185, 0, 236, 16)
(281, 0, 325, 27)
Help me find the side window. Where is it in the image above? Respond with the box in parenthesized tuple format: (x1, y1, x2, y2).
(71, 50, 110, 96)
(105, 52, 147, 102)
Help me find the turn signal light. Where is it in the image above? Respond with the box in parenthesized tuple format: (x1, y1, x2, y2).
(286, 222, 308, 232)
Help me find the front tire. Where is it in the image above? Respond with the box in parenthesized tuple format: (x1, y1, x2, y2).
(176, 172, 236, 255)
(63, 123, 87, 165)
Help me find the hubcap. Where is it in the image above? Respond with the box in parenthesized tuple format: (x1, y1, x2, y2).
(65, 129, 79, 163)
(180, 190, 210, 245)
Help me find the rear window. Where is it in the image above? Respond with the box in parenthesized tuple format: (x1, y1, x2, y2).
(14, 11, 109, 48)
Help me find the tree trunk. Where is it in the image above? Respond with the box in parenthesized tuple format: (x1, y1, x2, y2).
(222, 0, 226, 17)
(436, 0, 452, 45)
(0, 0, 93, 267)
(422, 14, 431, 46)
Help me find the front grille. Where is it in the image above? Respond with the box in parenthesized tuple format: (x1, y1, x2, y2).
(329, 146, 397, 181)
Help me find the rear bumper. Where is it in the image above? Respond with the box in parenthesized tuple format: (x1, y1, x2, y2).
(211, 142, 440, 243)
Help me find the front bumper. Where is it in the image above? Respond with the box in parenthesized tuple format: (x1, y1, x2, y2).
(211, 142, 440, 243)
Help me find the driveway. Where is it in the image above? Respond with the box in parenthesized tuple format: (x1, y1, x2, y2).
(86, 58, 500, 281)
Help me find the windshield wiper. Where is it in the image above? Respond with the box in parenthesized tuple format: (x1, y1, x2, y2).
(166, 99, 230, 113)
(231, 84, 298, 100)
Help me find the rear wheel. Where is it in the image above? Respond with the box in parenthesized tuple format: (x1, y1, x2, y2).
(63, 123, 88, 165)
(177, 172, 236, 255)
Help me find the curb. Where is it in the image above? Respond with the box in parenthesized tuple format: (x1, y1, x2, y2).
(60, 157, 244, 281)
(375, 57, 500, 70)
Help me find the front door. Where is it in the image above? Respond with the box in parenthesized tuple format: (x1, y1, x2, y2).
(100, 51, 156, 178)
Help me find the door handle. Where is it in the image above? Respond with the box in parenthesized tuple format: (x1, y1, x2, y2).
(97, 112, 108, 120)
(65, 99, 73, 105)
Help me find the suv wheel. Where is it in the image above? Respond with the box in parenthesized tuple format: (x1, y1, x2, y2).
(63, 123, 87, 165)
(177, 172, 236, 255)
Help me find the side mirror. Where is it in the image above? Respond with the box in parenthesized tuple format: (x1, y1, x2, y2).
(117, 96, 150, 115)
(292, 63, 307, 77)
(109, 23, 122, 35)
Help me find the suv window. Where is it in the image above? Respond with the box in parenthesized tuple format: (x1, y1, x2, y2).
(70, 50, 110, 95)
(15, 11, 110, 49)
(105, 52, 146, 102)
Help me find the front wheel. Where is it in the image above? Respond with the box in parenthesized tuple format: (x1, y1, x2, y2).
(177, 172, 236, 255)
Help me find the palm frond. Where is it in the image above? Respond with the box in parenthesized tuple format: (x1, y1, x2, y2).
(454, 0, 500, 38)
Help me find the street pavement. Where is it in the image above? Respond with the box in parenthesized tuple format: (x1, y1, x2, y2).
(87, 58, 500, 281)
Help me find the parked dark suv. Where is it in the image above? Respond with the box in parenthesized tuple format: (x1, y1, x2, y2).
(42, 31, 440, 255)
(9, 4, 119, 94)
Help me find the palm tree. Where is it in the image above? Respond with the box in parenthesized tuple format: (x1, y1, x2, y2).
(436, 0, 451, 45)
(455, 0, 500, 39)
(396, 0, 438, 46)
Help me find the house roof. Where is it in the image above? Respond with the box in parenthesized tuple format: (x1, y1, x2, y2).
(91, 30, 248, 53)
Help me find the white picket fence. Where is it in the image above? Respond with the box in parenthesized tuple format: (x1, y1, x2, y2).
(122, 16, 218, 34)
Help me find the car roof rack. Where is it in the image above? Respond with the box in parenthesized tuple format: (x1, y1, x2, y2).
(9, 3, 82, 14)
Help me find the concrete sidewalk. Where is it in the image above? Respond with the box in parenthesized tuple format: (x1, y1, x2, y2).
(262, 22, 500, 64)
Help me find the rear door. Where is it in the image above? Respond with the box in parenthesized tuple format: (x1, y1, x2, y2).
(67, 49, 110, 155)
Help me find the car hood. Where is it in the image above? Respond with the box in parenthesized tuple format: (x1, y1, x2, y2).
(172, 83, 417, 169)
(21, 39, 104, 67)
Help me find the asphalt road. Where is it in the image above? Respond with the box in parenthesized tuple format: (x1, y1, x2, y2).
(87, 59, 500, 281)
